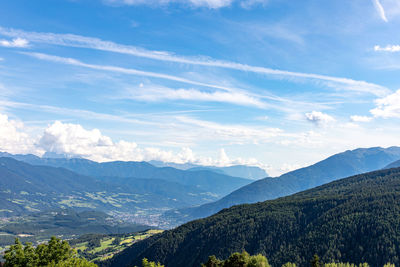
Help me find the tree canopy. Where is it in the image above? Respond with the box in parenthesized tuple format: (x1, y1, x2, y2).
(3, 237, 96, 267)
(202, 251, 270, 267)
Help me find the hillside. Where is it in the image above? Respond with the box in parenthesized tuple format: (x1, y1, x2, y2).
(0, 157, 219, 218)
(0, 153, 251, 197)
(0, 209, 149, 247)
(384, 159, 400, 169)
(164, 146, 400, 226)
(104, 167, 400, 267)
(69, 230, 163, 263)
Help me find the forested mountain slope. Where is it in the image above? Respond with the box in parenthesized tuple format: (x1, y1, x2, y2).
(105, 167, 400, 267)
(164, 146, 400, 226)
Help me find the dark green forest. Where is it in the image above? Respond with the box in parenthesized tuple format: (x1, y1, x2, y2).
(103, 167, 400, 267)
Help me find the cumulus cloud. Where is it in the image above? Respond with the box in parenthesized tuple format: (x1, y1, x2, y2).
(0, 114, 36, 154)
(350, 115, 373, 122)
(0, 38, 29, 48)
(35, 120, 264, 167)
(370, 89, 400, 118)
(305, 111, 335, 126)
(38, 121, 115, 160)
(374, 45, 400, 52)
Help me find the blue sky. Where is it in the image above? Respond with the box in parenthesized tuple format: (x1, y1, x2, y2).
(1, 0, 400, 175)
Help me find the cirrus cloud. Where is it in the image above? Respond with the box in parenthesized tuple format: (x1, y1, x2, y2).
(121, 83, 267, 108)
(103, 0, 267, 9)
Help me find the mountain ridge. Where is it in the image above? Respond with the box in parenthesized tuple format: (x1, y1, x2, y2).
(0, 152, 252, 198)
(163, 146, 400, 226)
(149, 160, 268, 180)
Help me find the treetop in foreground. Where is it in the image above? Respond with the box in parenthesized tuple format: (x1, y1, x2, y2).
(3, 237, 96, 267)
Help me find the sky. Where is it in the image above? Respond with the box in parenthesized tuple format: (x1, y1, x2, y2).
(1, 0, 400, 176)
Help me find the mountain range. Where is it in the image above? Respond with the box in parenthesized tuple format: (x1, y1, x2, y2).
(0, 157, 249, 219)
(149, 160, 268, 180)
(2, 146, 400, 228)
(103, 166, 400, 267)
(0, 152, 252, 198)
(163, 146, 400, 226)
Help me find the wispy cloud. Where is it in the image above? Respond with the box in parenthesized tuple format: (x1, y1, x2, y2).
(0, 37, 29, 48)
(175, 115, 284, 144)
(23, 52, 241, 93)
(0, 27, 388, 96)
(104, 0, 264, 9)
(374, 45, 400, 52)
(240, 0, 268, 9)
(187, 0, 233, 8)
(119, 83, 267, 108)
(26, 52, 339, 112)
(0, 99, 155, 126)
(372, 0, 388, 22)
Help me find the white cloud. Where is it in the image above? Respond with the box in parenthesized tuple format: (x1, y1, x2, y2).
(23, 52, 245, 94)
(175, 115, 284, 144)
(0, 27, 388, 96)
(0, 116, 263, 167)
(370, 89, 400, 118)
(36, 121, 265, 167)
(305, 111, 335, 126)
(0, 57, 4, 61)
(0, 38, 29, 48)
(121, 84, 266, 108)
(372, 0, 388, 22)
(350, 115, 373, 122)
(0, 114, 36, 154)
(39, 121, 114, 159)
(374, 45, 400, 52)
